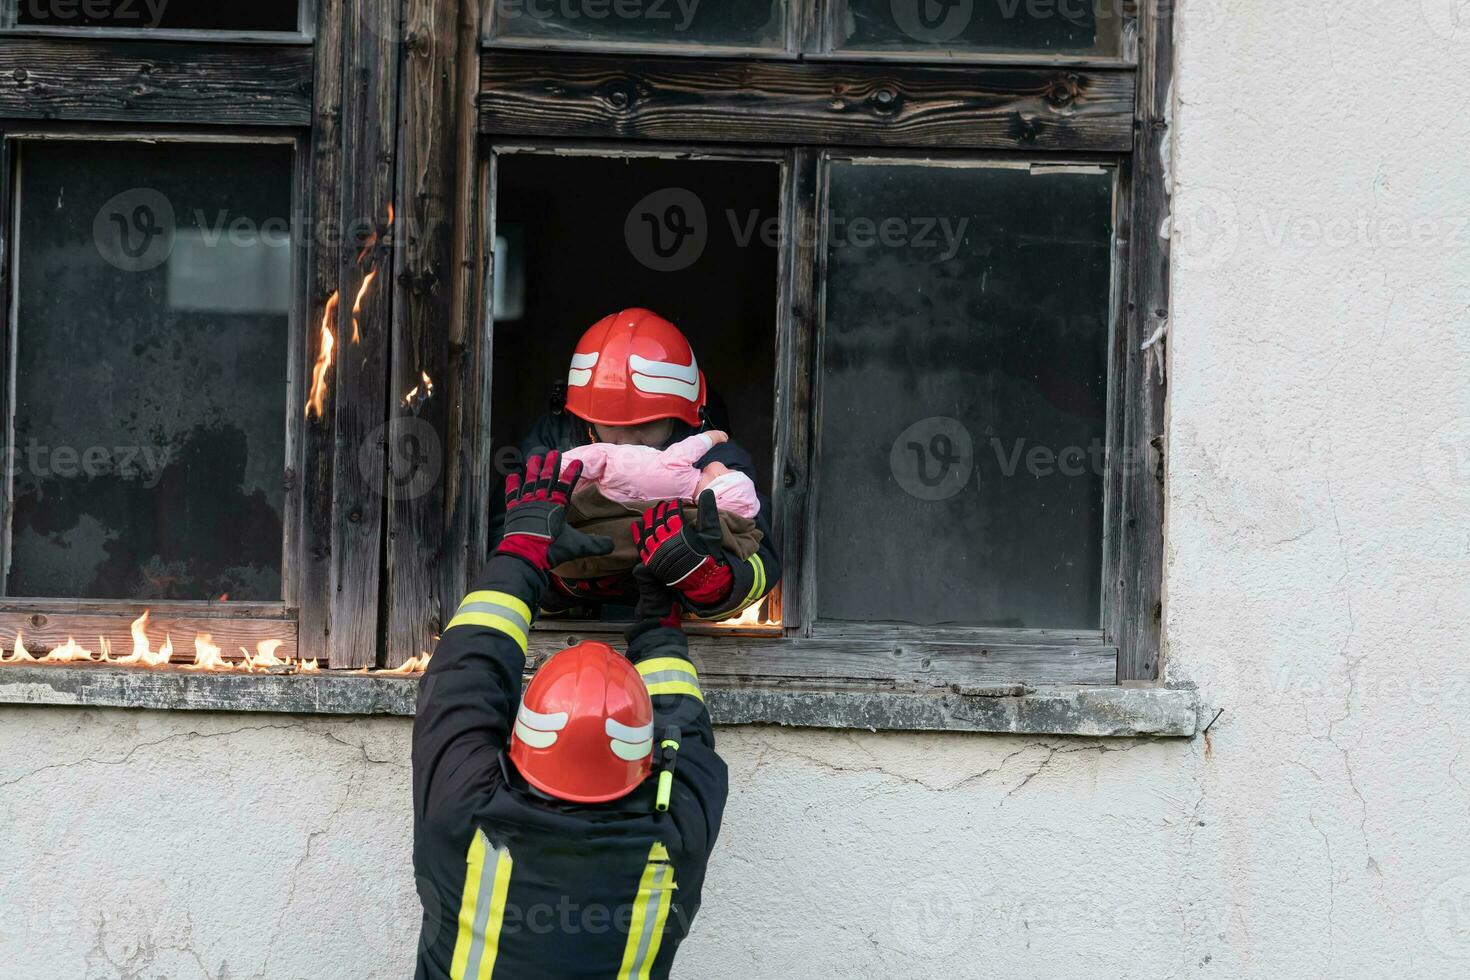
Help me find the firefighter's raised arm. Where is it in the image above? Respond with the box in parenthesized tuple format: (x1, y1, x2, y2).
(624, 560, 728, 847)
(412, 452, 613, 822)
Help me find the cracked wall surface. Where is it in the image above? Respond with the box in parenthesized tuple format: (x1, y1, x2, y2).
(1, 2, 1469, 978)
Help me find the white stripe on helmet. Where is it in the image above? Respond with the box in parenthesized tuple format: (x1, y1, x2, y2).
(605, 717, 655, 743)
(609, 737, 653, 762)
(567, 351, 600, 388)
(517, 705, 569, 731)
(513, 720, 558, 749)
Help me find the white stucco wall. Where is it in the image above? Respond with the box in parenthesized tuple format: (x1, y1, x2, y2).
(2, 2, 1468, 977)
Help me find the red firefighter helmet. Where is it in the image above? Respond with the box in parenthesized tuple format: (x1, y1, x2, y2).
(565, 309, 707, 429)
(508, 641, 655, 803)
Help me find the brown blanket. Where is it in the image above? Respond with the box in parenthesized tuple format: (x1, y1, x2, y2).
(553, 484, 763, 580)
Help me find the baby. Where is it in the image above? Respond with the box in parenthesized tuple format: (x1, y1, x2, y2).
(561, 431, 761, 519)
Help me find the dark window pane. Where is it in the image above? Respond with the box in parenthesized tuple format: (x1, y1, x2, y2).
(815, 160, 1114, 629)
(12, 0, 299, 32)
(491, 0, 785, 49)
(9, 140, 294, 601)
(833, 0, 1124, 57)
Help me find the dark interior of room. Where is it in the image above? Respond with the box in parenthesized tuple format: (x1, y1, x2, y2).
(491, 151, 782, 493)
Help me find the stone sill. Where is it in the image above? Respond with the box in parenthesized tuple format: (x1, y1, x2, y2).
(0, 664, 1201, 738)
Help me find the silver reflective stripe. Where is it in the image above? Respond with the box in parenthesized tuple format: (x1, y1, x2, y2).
(628, 864, 670, 977)
(638, 669, 697, 687)
(463, 847, 505, 980)
(457, 600, 531, 637)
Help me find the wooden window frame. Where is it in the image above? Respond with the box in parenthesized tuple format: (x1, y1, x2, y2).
(0, 0, 1172, 695)
(0, 122, 312, 659)
(473, 0, 1175, 691)
(0, 0, 386, 669)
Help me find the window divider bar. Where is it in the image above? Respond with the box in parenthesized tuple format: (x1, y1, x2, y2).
(771, 146, 819, 632)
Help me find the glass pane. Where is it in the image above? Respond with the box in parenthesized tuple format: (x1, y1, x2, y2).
(10, 0, 299, 32)
(834, 0, 1124, 58)
(8, 140, 294, 601)
(815, 159, 1113, 629)
(491, 0, 786, 50)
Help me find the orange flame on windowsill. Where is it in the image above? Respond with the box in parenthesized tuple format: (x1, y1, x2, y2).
(0, 610, 436, 675)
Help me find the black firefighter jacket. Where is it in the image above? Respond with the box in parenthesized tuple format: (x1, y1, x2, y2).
(412, 552, 729, 980)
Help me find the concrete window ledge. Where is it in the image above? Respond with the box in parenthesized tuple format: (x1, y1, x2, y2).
(0, 665, 1202, 737)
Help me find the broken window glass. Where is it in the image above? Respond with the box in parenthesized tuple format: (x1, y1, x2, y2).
(490, 0, 786, 51)
(7, 139, 294, 601)
(814, 158, 1114, 629)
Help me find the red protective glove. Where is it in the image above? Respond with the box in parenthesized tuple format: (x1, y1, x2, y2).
(632, 491, 734, 607)
(496, 452, 613, 572)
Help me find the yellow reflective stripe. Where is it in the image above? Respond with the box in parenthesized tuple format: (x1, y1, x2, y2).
(619, 843, 677, 980)
(636, 657, 700, 683)
(451, 830, 514, 980)
(462, 590, 531, 624)
(449, 832, 487, 980)
(443, 612, 528, 652)
(741, 555, 766, 608)
(645, 680, 704, 703)
(478, 848, 514, 979)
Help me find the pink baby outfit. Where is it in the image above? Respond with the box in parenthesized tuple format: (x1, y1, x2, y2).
(562, 432, 761, 519)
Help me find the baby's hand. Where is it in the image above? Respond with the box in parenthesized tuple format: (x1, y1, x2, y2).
(662, 430, 728, 468)
(695, 461, 731, 497)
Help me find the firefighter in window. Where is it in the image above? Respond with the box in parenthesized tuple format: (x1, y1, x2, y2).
(414, 452, 726, 979)
(508, 308, 781, 623)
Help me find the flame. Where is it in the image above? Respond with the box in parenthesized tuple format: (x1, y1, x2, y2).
(1, 631, 36, 663)
(306, 292, 340, 420)
(351, 268, 379, 344)
(186, 633, 230, 671)
(718, 603, 779, 629)
(0, 602, 415, 677)
(402, 370, 435, 409)
(382, 650, 434, 675)
(355, 204, 395, 265)
(2, 635, 99, 664)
